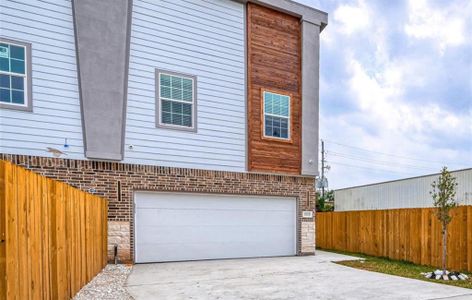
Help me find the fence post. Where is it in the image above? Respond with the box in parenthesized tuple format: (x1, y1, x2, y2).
(0, 161, 6, 300)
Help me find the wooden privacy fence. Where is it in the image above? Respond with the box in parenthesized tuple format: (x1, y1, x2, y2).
(316, 207, 472, 272)
(0, 161, 108, 300)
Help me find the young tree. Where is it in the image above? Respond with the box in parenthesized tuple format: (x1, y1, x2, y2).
(316, 190, 334, 212)
(430, 167, 458, 275)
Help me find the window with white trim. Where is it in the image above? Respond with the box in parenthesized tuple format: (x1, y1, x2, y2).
(0, 39, 31, 110)
(263, 90, 290, 140)
(157, 71, 196, 130)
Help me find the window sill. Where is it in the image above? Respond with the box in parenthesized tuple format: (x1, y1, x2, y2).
(156, 122, 197, 133)
(0, 102, 32, 112)
(261, 135, 293, 144)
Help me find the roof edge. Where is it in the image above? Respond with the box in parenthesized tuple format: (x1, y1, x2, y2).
(234, 0, 328, 31)
(334, 167, 472, 192)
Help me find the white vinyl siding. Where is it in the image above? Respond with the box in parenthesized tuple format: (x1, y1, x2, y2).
(0, 0, 84, 158)
(0, 0, 246, 172)
(125, 0, 246, 171)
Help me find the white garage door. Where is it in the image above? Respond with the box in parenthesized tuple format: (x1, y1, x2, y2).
(134, 192, 297, 263)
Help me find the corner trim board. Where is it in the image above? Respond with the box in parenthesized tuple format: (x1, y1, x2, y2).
(300, 21, 320, 176)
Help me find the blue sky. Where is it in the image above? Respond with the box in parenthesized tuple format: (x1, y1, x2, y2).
(295, 0, 472, 189)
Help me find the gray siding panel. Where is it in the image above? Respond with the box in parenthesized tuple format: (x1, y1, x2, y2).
(72, 0, 132, 161)
(335, 169, 472, 211)
(0, 0, 85, 159)
(124, 0, 246, 171)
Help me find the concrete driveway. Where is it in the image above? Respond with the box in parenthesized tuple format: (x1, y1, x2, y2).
(126, 251, 472, 300)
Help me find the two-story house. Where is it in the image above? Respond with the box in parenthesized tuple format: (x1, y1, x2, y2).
(0, 0, 327, 263)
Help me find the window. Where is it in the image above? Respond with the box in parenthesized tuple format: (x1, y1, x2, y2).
(156, 70, 196, 131)
(0, 38, 32, 111)
(262, 90, 290, 140)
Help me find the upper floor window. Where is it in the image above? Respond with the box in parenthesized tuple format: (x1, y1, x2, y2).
(156, 70, 196, 131)
(262, 90, 291, 140)
(0, 38, 32, 111)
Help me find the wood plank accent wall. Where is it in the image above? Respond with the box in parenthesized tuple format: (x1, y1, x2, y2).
(0, 160, 108, 300)
(247, 3, 302, 175)
(316, 207, 472, 272)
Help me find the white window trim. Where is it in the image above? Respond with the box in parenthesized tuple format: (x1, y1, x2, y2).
(0, 38, 32, 112)
(155, 69, 197, 132)
(262, 90, 291, 141)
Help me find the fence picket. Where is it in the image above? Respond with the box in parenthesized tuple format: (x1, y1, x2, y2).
(316, 207, 472, 272)
(0, 161, 108, 299)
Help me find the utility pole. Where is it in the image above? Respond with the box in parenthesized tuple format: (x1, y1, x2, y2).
(321, 139, 325, 197)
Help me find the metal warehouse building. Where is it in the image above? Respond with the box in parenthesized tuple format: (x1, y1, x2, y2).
(335, 168, 472, 211)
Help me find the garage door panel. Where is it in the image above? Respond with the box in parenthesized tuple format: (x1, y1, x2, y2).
(137, 239, 295, 263)
(137, 208, 295, 226)
(139, 234, 296, 249)
(135, 192, 296, 263)
(138, 224, 295, 244)
(136, 193, 295, 210)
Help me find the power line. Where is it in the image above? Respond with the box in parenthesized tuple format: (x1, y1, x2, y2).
(323, 140, 463, 166)
(328, 161, 419, 175)
(328, 151, 438, 171)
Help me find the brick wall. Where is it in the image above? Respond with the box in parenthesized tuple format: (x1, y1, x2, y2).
(1, 154, 316, 262)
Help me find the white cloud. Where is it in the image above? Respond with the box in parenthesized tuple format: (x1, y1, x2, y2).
(295, 0, 472, 189)
(333, 0, 370, 35)
(349, 59, 470, 137)
(321, 58, 472, 189)
(404, 0, 470, 54)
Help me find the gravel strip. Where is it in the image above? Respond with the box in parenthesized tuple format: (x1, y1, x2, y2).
(73, 264, 133, 300)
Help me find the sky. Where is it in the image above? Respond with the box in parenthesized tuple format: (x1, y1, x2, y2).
(294, 0, 472, 189)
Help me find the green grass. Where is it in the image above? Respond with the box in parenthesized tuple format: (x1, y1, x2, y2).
(318, 248, 472, 290)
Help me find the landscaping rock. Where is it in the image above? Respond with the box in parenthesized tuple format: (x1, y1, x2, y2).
(73, 264, 133, 300)
(423, 272, 436, 279)
(425, 269, 469, 281)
